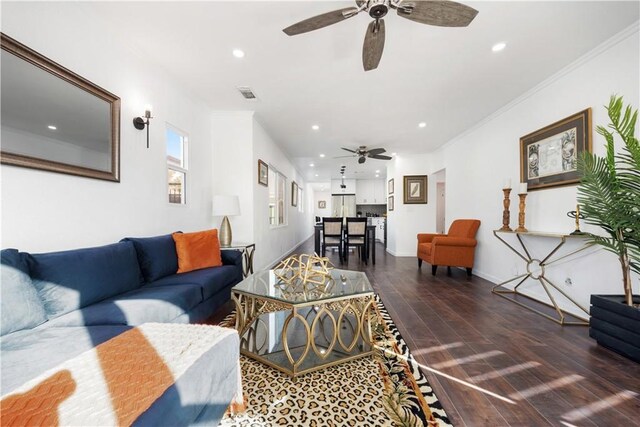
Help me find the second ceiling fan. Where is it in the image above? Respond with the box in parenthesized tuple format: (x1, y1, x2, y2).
(283, 0, 479, 71)
(336, 146, 392, 164)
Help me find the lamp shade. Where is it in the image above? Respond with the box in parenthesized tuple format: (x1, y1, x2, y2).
(212, 195, 240, 217)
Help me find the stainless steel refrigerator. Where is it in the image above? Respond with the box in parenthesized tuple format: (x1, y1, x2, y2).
(331, 195, 357, 218)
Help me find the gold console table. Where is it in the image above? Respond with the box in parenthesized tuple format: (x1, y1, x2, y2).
(492, 230, 594, 326)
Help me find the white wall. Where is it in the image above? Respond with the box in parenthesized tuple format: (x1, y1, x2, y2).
(386, 153, 439, 256)
(1, 3, 215, 252)
(211, 112, 255, 244)
(434, 24, 640, 316)
(313, 191, 332, 219)
(253, 120, 313, 270)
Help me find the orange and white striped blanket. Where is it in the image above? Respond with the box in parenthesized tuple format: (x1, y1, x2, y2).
(1, 323, 242, 426)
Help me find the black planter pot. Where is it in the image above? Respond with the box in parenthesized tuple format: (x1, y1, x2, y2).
(590, 295, 640, 363)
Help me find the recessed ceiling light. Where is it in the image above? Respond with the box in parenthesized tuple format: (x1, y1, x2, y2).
(47, 125, 57, 130)
(391, 152, 397, 156)
(418, 122, 427, 128)
(375, 170, 380, 173)
(311, 125, 319, 130)
(232, 49, 245, 58)
(319, 153, 325, 158)
(315, 174, 319, 177)
(492, 42, 506, 52)
(375, 174, 379, 178)
(309, 163, 314, 167)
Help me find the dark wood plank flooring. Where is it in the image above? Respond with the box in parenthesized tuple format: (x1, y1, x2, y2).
(211, 238, 640, 426)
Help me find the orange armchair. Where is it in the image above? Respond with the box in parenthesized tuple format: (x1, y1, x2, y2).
(417, 219, 481, 276)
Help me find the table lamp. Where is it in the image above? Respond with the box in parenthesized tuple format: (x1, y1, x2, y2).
(212, 195, 240, 247)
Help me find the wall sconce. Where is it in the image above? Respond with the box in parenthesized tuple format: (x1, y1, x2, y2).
(133, 105, 153, 148)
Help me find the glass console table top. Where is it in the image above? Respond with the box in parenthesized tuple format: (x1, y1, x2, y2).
(232, 268, 373, 305)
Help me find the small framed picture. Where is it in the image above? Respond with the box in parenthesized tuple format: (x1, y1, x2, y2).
(388, 178, 394, 195)
(388, 196, 394, 211)
(291, 181, 298, 207)
(403, 175, 428, 204)
(258, 159, 268, 187)
(318, 200, 326, 209)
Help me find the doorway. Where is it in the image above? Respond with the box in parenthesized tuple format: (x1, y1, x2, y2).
(436, 182, 446, 234)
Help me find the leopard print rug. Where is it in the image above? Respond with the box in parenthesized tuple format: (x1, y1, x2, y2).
(219, 295, 452, 427)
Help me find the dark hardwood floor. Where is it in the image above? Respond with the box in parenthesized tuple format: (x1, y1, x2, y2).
(212, 238, 640, 426)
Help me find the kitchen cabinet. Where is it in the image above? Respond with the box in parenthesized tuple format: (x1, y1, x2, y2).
(331, 179, 356, 194)
(356, 180, 374, 204)
(373, 179, 386, 204)
(370, 217, 386, 241)
(356, 179, 386, 204)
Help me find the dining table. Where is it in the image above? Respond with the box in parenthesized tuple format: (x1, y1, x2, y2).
(313, 223, 376, 265)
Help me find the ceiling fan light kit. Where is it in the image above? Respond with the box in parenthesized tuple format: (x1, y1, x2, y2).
(283, 0, 478, 71)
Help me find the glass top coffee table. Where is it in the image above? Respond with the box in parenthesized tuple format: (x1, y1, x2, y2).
(231, 268, 376, 377)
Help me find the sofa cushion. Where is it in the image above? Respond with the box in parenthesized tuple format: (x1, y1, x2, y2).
(173, 229, 222, 273)
(148, 265, 241, 300)
(0, 249, 47, 336)
(121, 234, 179, 282)
(28, 241, 144, 319)
(42, 284, 203, 327)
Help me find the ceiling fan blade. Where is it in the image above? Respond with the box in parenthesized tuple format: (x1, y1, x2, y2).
(283, 7, 359, 36)
(397, 1, 478, 27)
(362, 19, 386, 71)
(333, 155, 357, 158)
(358, 156, 367, 164)
(369, 154, 393, 160)
(341, 147, 358, 153)
(367, 148, 386, 156)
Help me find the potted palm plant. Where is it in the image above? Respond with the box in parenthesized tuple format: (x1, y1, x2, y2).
(577, 95, 639, 363)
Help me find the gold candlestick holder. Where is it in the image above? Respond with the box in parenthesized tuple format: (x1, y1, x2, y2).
(516, 193, 528, 232)
(567, 204, 587, 235)
(500, 188, 513, 231)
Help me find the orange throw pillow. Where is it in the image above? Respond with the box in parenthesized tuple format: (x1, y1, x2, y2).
(172, 229, 222, 273)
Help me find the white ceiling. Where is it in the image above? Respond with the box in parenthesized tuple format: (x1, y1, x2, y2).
(78, 1, 638, 181)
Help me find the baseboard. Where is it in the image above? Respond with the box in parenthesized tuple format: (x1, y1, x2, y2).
(265, 233, 314, 270)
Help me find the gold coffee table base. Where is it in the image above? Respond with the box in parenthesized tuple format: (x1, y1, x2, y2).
(232, 292, 376, 378)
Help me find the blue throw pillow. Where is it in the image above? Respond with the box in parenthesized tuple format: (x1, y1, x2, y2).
(28, 241, 144, 319)
(121, 234, 179, 282)
(1, 249, 47, 335)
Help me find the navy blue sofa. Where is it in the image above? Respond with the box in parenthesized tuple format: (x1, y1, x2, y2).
(0, 233, 244, 426)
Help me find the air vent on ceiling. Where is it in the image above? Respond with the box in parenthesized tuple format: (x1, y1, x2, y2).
(237, 86, 257, 100)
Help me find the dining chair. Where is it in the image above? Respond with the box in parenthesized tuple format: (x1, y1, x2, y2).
(322, 217, 343, 261)
(344, 217, 367, 264)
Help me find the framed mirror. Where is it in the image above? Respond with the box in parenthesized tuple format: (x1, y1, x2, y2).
(1, 33, 121, 182)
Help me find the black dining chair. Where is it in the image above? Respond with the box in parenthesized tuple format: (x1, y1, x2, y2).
(344, 217, 367, 264)
(322, 217, 343, 262)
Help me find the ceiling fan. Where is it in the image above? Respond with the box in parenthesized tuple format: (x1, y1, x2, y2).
(336, 146, 393, 164)
(283, 0, 479, 71)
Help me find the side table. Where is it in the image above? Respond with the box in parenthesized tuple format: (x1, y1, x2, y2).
(221, 242, 255, 278)
(492, 230, 594, 326)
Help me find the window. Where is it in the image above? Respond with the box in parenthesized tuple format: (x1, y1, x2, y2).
(166, 126, 188, 204)
(268, 167, 287, 226)
(297, 186, 304, 213)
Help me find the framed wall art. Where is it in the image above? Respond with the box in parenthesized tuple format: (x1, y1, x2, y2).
(520, 108, 592, 191)
(258, 159, 268, 186)
(388, 196, 394, 211)
(318, 200, 326, 209)
(403, 175, 428, 204)
(388, 178, 394, 195)
(291, 181, 298, 207)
